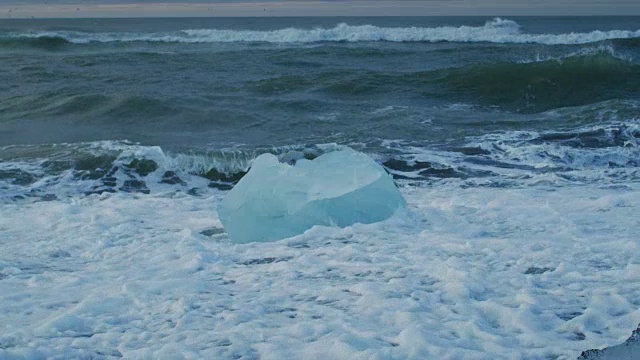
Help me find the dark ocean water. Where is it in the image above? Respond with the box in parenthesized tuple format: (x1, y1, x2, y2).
(0, 16, 639, 200)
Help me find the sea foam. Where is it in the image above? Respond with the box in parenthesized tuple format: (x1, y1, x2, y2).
(1, 174, 639, 358)
(8, 18, 640, 45)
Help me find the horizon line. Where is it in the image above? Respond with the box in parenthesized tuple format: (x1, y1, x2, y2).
(2, 2, 640, 19)
(4, 14, 640, 19)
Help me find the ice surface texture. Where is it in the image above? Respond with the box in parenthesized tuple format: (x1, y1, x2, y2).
(219, 148, 406, 243)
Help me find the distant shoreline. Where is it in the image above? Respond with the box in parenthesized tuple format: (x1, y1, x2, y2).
(2, 2, 640, 19)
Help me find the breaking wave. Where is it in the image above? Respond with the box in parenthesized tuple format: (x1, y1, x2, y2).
(4, 18, 640, 45)
(0, 141, 343, 202)
(1, 117, 639, 203)
(383, 119, 640, 186)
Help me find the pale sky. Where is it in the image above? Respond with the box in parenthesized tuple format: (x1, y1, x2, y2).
(1, 0, 640, 18)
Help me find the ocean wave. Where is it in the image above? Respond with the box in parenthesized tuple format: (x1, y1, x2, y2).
(5, 50, 638, 120)
(381, 119, 640, 187)
(433, 51, 640, 112)
(517, 44, 634, 64)
(247, 50, 640, 113)
(1, 94, 185, 121)
(1, 116, 639, 202)
(0, 35, 71, 50)
(4, 18, 640, 45)
(0, 141, 345, 202)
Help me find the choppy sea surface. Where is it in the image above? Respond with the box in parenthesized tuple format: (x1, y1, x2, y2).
(0, 16, 639, 359)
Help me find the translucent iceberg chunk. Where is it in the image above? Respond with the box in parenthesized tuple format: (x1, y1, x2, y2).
(219, 148, 406, 243)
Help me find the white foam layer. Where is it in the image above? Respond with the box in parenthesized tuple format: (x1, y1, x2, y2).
(380, 118, 640, 188)
(0, 181, 638, 358)
(12, 18, 640, 45)
(518, 44, 635, 64)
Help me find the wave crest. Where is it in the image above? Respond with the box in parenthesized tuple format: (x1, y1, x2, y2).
(4, 19, 640, 45)
(0, 35, 71, 50)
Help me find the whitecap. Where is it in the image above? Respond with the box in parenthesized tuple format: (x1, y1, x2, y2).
(8, 18, 640, 45)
